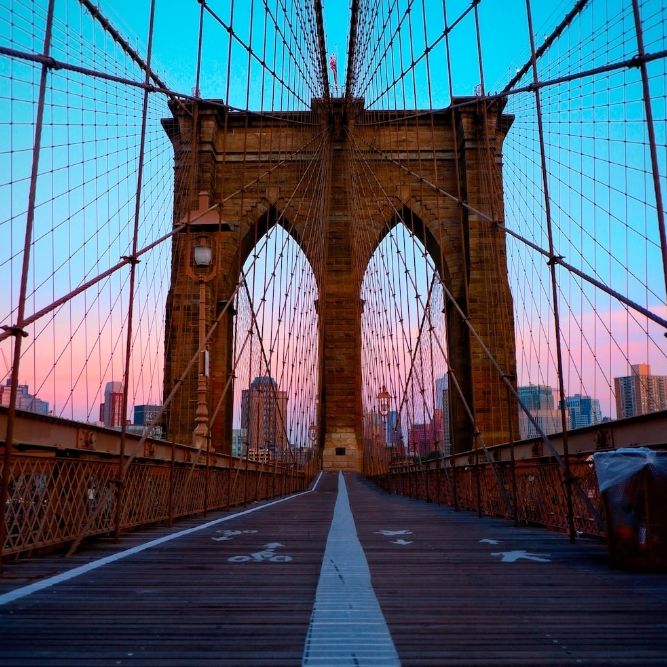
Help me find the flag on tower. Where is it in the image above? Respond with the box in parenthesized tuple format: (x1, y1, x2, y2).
(329, 52, 338, 91)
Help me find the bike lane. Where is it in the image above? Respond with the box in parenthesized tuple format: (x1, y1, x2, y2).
(0, 472, 337, 666)
(346, 473, 667, 666)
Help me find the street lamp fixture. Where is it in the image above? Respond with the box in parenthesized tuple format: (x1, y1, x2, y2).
(377, 385, 391, 418)
(191, 236, 215, 452)
(377, 385, 391, 450)
(308, 421, 317, 446)
(193, 243, 213, 268)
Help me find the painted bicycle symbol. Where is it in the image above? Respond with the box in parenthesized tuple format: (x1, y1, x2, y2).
(227, 542, 292, 563)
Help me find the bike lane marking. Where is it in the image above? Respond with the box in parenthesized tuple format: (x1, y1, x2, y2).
(227, 542, 293, 563)
(0, 471, 323, 607)
(302, 471, 400, 666)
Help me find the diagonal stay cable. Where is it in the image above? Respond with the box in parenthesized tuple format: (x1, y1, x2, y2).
(347, 129, 602, 527)
(352, 134, 667, 331)
(0, 130, 326, 343)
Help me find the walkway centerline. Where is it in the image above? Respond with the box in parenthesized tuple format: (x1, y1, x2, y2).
(302, 472, 400, 666)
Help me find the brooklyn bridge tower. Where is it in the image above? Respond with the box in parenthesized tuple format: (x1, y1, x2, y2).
(162, 95, 517, 470)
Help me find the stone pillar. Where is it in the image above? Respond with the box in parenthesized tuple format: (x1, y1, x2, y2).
(320, 116, 363, 471)
(162, 102, 237, 456)
(455, 99, 519, 447)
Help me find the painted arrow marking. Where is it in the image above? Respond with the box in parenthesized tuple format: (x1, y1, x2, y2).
(391, 539, 413, 546)
(376, 530, 413, 536)
(491, 550, 551, 563)
(211, 529, 258, 542)
(479, 538, 501, 545)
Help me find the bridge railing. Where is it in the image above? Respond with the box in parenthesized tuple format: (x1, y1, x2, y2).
(374, 454, 604, 537)
(370, 412, 667, 539)
(1, 411, 316, 558)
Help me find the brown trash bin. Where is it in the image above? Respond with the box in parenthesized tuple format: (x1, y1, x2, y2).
(594, 448, 667, 571)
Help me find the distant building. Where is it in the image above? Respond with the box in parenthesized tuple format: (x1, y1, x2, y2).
(134, 404, 161, 426)
(517, 384, 564, 439)
(232, 428, 246, 457)
(614, 363, 667, 419)
(518, 408, 563, 440)
(386, 410, 402, 446)
(407, 410, 443, 458)
(562, 394, 602, 429)
(435, 375, 451, 455)
(518, 384, 554, 410)
(0, 379, 49, 415)
(241, 376, 288, 453)
(133, 404, 163, 438)
(407, 422, 430, 457)
(363, 409, 384, 445)
(247, 447, 273, 464)
(100, 381, 124, 428)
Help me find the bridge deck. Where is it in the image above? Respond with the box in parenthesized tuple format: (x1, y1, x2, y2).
(1, 472, 667, 666)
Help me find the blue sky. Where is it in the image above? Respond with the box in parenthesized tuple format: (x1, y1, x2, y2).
(92, 0, 568, 106)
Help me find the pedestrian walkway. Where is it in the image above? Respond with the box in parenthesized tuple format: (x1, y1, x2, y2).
(1, 472, 666, 665)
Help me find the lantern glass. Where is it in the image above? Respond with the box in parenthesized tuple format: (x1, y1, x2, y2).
(377, 385, 391, 417)
(193, 244, 213, 267)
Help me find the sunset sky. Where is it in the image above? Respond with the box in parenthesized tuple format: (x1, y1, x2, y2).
(1, 0, 665, 432)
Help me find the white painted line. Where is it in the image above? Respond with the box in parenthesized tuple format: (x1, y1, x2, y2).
(490, 549, 551, 563)
(0, 471, 323, 607)
(302, 472, 400, 667)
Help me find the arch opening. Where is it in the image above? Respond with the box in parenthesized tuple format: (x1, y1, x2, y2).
(360, 219, 451, 473)
(232, 223, 319, 465)
(374, 204, 452, 287)
(239, 206, 316, 284)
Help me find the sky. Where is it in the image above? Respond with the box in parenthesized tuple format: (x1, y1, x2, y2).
(1, 0, 666, 430)
(94, 0, 573, 104)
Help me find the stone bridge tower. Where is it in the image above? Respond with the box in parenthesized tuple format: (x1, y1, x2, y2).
(162, 96, 518, 470)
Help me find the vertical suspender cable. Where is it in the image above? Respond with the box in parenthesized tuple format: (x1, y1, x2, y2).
(524, 0, 576, 544)
(630, 0, 667, 301)
(114, 0, 157, 541)
(0, 0, 56, 569)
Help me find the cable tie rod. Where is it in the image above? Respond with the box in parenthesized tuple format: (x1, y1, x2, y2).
(1, 325, 28, 338)
(45, 56, 60, 70)
(629, 54, 643, 68)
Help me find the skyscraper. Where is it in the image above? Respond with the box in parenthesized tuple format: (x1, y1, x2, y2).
(614, 363, 667, 419)
(0, 379, 49, 415)
(385, 410, 402, 446)
(562, 394, 602, 429)
(100, 381, 124, 428)
(434, 375, 451, 455)
(133, 404, 163, 438)
(241, 376, 288, 453)
(518, 384, 554, 410)
(517, 384, 563, 439)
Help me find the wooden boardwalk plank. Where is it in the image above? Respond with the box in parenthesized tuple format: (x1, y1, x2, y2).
(1, 472, 666, 665)
(0, 473, 337, 666)
(347, 474, 667, 666)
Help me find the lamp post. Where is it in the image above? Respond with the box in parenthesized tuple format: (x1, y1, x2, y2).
(191, 238, 214, 452)
(376, 385, 391, 473)
(308, 421, 317, 464)
(377, 384, 390, 444)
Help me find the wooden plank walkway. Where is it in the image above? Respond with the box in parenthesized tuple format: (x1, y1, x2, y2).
(1, 471, 666, 666)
